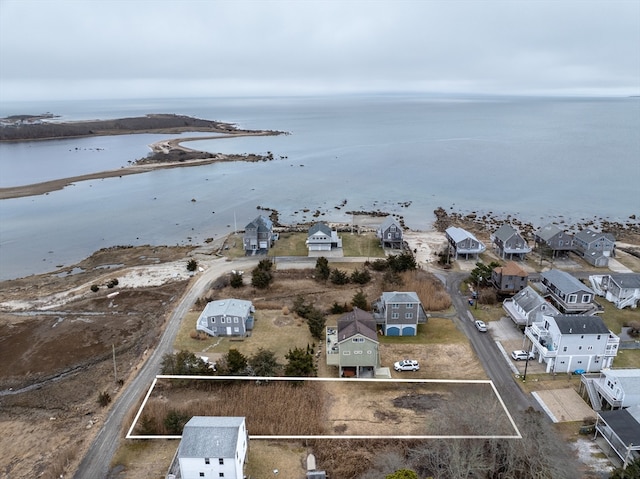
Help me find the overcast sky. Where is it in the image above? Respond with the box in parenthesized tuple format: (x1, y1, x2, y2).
(1, 0, 638, 101)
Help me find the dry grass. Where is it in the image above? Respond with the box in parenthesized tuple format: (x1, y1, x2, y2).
(139, 381, 325, 436)
(341, 232, 386, 257)
(401, 270, 452, 311)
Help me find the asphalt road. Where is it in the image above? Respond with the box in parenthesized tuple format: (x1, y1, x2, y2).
(73, 256, 259, 479)
(75, 259, 536, 478)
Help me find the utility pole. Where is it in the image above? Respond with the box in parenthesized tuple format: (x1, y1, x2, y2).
(112, 344, 117, 384)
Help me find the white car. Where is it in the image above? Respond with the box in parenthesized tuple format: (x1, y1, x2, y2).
(394, 359, 420, 371)
(511, 350, 535, 361)
(474, 320, 487, 332)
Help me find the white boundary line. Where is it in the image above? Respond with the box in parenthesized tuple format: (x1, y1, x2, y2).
(126, 375, 522, 440)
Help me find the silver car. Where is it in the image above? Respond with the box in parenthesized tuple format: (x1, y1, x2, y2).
(394, 359, 420, 371)
(474, 320, 487, 332)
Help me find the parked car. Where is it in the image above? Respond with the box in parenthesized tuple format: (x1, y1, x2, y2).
(394, 359, 420, 371)
(474, 320, 487, 332)
(511, 350, 535, 361)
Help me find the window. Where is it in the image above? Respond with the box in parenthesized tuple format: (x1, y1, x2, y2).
(234, 317, 239, 323)
(352, 337, 364, 343)
(568, 294, 577, 303)
(219, 458, 224, 465)
(405, 313, 413, 320)
(407, 303, 414, 309)
(578, 346, 582, 351)
(563, 346, 567, 352)
(234, 327, 240, 333)
(391, 313, 399, 319)
(582, 294, 591, 303)
(343, 351, 350, 355)
(199, 474, 204, 478)
(588, 346, 593, 350)
(392, 303, 399, 309)
(354, 350, 363, 354)
(597, 335, 601, 340)
(219, 474, 225, 478)
(205, 458, 210, 465)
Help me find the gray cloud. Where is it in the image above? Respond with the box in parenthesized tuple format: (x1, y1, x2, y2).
(1, 0, 638, 100)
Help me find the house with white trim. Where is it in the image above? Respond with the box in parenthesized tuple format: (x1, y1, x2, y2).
(177, 416, 248, 479)
(490, 224, 532, 260)
(590, 273, 640, 310)
(196, 299, 254, 337)
(594, 405, 640, 469)
(581, 369, 640, 410)
(243, 215, 274, 254)
(445, 226, 486, 260)
(534, 223, 574, 258)
(377, 216, 403, 249)
(326, 309, 380, 378)
(525, 313, 619, 374)
(502, 285, 560, 328)
(372, 291, 428, 336)
(306, 222, 342, 252)
(540, 269, 597, 314)
(574, 228, 616, 268)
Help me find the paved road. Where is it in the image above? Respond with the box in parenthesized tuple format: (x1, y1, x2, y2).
(445, 272, 534, 414)
(75, 257, 538, 478)
(74, 256, 259, 479)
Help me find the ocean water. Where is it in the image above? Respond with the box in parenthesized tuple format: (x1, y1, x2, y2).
(0, 94, 638, 280)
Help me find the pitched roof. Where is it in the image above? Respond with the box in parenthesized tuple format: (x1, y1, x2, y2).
(493, 224, 518, 242)
(246, 215, 272, 231)
(202, 299, 253, 318)
(512, 286, 560, 316)
(609, 273, 640, 289)
(337, 310, 378, 342)
(178, 416, 245, 458)
(381, 291, 420, 304)
(495, 261, 527, 277)
(536, 223, 571, 242)
(308, 222, 332, 236)
(575, 228, 615, 244)
(379, 216, 401, 231)
(445, 226, 480, 244)
(541, 269, 595, 295)
(602, 369, 640, 397)
(598, 406, 640, 447)
(553, 315, 610, 335)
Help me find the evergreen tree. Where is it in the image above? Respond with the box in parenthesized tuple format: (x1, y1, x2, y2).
(314, 256, 330, 281)
(351, 289, 368, 310)
(284, 346, 316, 377)
(248, 348, 280, 377)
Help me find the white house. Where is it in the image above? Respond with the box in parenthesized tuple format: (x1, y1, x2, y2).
(502, 285, 560, 328)
(178, 416, 248, 479)
(525, 314, 620, 374)
(581, 368, 640, 410)
(196, 299, 255, 337)
(590, 273, 640, 310)
(306, 222, 342, 252)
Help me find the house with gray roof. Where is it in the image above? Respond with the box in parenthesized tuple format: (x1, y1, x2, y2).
(594, 405, 640, 469)
(540, 269, 597, 314)
(490, 224, 532, 260)
(377, 216, 403, 249)
(196, 299, 254, 337)
(326, 309, 379, 378)
(534, 223, 574, 258)
(243, 215, 274, 254)
(574, 228, 616, 267)
(581, 369, 640, 411)
(177, 416, 248, 479)
(306, 222, 342, 252)
(372, 291, 428, 336)
(445, 226, 486, 260)
(525, 314, 619, 373)
(502, 285, 560, 327)
(590, 273, 640, 310)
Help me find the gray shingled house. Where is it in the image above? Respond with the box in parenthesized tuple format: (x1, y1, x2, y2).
(445, 226, 486, 260)
(534, 223, 574, 258)
(589, 273, 640, 309)
(372, 291, 428, 336)
(491, 261, 528, 296)
(377, 216, 403, 249)
(243, 215, 274, 254)
(196, 299, 255, 337)
(490, 224, 532, 260)
(177, 416, 248, 479)
(574, 228, 616, 267)
(502, 285, 560, 328)
(540, 269, 596, 314)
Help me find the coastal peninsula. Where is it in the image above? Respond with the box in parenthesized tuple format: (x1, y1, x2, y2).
(0, 113, 285, 199)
